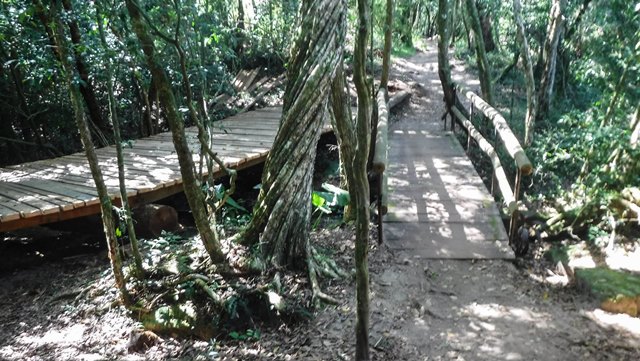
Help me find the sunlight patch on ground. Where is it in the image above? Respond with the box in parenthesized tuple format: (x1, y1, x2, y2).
(587, 309, 640, 337)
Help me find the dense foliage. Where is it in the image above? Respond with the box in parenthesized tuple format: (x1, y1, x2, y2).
(0, 0, 299, 166)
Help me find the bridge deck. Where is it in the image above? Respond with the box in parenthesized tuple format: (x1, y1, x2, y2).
(384, 118, 514, 259)
(0, 107, 328, 232)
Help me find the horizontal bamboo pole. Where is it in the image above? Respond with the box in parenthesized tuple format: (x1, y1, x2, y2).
(373, 89, 389, 174)
(451, 107, 518, 215)
(457, 85, 533, 175)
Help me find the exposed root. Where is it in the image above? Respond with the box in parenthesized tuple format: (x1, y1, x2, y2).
(306, 244, 339, 306)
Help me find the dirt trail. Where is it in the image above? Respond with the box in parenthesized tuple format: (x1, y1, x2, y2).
(359, 42, 640, 360)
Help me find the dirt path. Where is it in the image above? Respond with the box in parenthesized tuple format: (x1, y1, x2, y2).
(360, 42, 640, 360)
(1, 43, 639, 361)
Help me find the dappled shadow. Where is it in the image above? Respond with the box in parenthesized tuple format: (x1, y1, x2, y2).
(0, 107, 285, 230)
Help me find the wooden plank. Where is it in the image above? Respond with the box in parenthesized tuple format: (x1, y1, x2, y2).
(0, 193, 44, 218)
(0, 201, 21, 222)
(2, 182, 78, 211)
(0, 183, 62, 215)
(22, 179, 99, 205)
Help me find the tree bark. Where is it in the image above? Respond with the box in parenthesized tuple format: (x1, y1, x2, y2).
(241, 0, 345, 269)
(513, 0, 537, 146)
(60, 0, 109, 137)
(536, 0, 565, 122)
(47, 1, 129, 305)
(464, 0, 493, 105)
(438, 0, 456, 110)
(125, 0, 224, 263)
(96, 2, 143, 274)
(380, 0, 393, 89)
(353, 0, 372, 358)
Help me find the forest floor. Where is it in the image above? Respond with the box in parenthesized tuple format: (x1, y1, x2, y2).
(1, 42, 640, 361)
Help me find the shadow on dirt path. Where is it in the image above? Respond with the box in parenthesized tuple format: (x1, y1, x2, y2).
(361, 39, 640, 361)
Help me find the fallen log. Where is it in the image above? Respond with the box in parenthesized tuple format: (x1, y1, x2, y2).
(388, 90, 411, 110)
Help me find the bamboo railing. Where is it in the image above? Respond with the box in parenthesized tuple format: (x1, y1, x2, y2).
(446, 85, 533, 252)
(373, 89, 390, 244)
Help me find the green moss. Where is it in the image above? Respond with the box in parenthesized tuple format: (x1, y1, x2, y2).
(575, 267, 640, 300)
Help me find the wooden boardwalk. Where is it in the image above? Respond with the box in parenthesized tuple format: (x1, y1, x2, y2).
(0, 107, 331, 232)
(384, 118, 514, 259)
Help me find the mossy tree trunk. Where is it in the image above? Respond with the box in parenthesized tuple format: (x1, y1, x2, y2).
(241, 0, 345, 269)
(513, 0, 537, 147)
(125, 0, 224, 264)
(464, 0, 494, 105)
(46, 1, 130, 305)
(96, 1, 144, 274)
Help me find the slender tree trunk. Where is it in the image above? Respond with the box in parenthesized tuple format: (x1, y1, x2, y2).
(353, 0, 372, 358)
(60, 0, 109, 137)
(380, 0, 393, 89)
(464, 0, 493, 105)
(96, 2, 143, 275)
(125, 0, 224, 263)
(330, 64, 355, 222)
(438, 0, 455, 110)
(241, 0, 345, 269)
(536, 0, 565, 122)
(513, 0, 537, 146)
(47, 1, 130, 305)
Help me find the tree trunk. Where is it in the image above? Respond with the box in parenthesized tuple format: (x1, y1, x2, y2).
(125, 0, 224, 264)
(240, 0, 345, 269)
(330, 64, 355, 222)
(464, 0, 494, 105)
(47, 0, 130, 305)
(96, 2, 143, 274)
(380, 0, 393, 89)
(536, 0, 565, 122)
(513, 0, 537, 146)
(353, 0, 372, 358)
(438, 0, 455, 110)
(61, 0, 108, 134)
(479, 9, 496, 52)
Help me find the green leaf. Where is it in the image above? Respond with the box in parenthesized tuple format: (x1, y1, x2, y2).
(115, 227, 122, 237)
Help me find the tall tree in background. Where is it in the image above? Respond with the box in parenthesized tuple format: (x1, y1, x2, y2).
(380, 0, 393, 90)
(32, 0, 110, 144)
(464, 0, 494, 105)
(437, 0, 456, 112)
(513, 0, 537, 146)
(241, 0, 345, 279)
(125, 0, 225, 264)
(536, 0, 566, 122)
(44, 0, 130, 304)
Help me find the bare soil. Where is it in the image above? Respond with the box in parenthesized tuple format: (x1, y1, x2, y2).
(1, 41, 640, 361)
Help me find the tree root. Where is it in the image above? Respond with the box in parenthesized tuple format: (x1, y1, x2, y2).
(306, 245, 339, 306)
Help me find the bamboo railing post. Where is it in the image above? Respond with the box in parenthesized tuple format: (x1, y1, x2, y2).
(377, 174, 384, 244)
(509, 168, 523, 243)
(467, 103, 474, 152)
